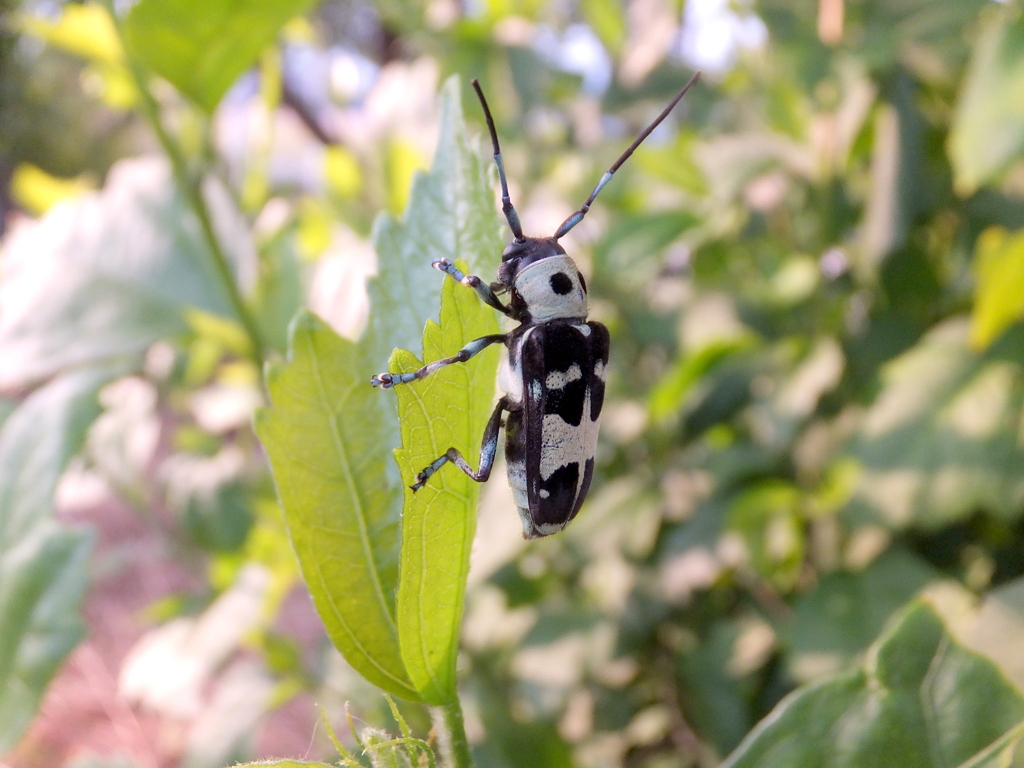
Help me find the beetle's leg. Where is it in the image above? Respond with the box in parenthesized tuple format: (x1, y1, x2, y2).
(371, 333, 507, 388)
(432, 258, 510, 315)
(410, 397, 509, 491)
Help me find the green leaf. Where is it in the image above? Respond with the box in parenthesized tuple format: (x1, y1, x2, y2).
(785, 548, 939, 683)
(392, 265, 500, 705)
(0, 157, 250, 388)
(949, 4, 1024, 194)
(846, 318, 1024, 529)
(723, 601, 1024, 768)
(255, 312, 416, 701)
(370, 76, 502, 703)
(0, 363, 125, 751)
(366, 75, 504, 489)
(256, 75, 503, 704)
(970, 227, 1024, 350)
(122, 0, 318, 112)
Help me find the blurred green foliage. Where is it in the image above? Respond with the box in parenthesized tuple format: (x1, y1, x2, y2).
(2, 0, 1024, 766)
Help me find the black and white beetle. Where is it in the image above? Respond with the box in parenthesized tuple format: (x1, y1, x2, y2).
(372, 73, 701, 538)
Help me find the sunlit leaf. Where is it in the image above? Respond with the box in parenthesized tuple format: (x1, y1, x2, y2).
(372, 73, 503, 704)
(846, 318, 1024, 529)
(0, 363, 126, 751)
(391, 265, 500, 705)
(257, 76, 502, 704)
(255, 312, 416, 701)
(949, 4, 1024, 194)
(724, 601, 1024, 768)
(0, 157, 252, 388)
(970, 227, 1024, 350)
(122, 0, 319, 112)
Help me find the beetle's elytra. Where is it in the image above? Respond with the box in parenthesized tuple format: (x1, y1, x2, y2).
(372, 73, 700, 538)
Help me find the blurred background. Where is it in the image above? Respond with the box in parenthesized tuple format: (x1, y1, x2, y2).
(2, 0, 1024, 766)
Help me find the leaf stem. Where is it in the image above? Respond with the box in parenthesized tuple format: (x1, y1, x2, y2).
(431, 699, 474, 768)
(103, 3, 266, 368)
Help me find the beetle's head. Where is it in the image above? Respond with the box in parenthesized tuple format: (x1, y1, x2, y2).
(497, 236, 563, 280)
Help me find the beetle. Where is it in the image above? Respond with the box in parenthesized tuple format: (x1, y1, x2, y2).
(372, 72, 701, 538)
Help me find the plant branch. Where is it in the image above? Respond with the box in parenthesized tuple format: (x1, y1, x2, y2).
(431, 699, 473, 768)
(104, 4, 266, 368)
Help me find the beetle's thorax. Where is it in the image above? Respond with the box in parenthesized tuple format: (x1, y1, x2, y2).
(498, 238, 588, 325)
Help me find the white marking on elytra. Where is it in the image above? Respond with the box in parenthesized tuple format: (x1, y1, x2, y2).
(539, 489, 550, 499)
(546, 363, 582, 391)
(539, 388, 600, 486)
(535, 521, 566, 536)
(594, 360, 606, 381)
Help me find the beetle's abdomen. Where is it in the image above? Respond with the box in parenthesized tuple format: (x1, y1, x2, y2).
(521, 321, 610, 537)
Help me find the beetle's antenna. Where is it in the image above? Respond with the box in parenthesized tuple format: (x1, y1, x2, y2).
(472, 78, 525, 243)
(553, 71, 701, 241)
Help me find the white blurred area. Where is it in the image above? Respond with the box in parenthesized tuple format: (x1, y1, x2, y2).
(307, 225, 377, 341)
(119, 565, 271, 719)
(678, 0, 768, 73)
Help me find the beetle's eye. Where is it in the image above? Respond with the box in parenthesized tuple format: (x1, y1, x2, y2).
(549, 272, 573, 295)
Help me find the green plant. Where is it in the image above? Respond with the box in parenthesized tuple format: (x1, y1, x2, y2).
(256, 77, 500, 766)
(5, 0, 1024, 766)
